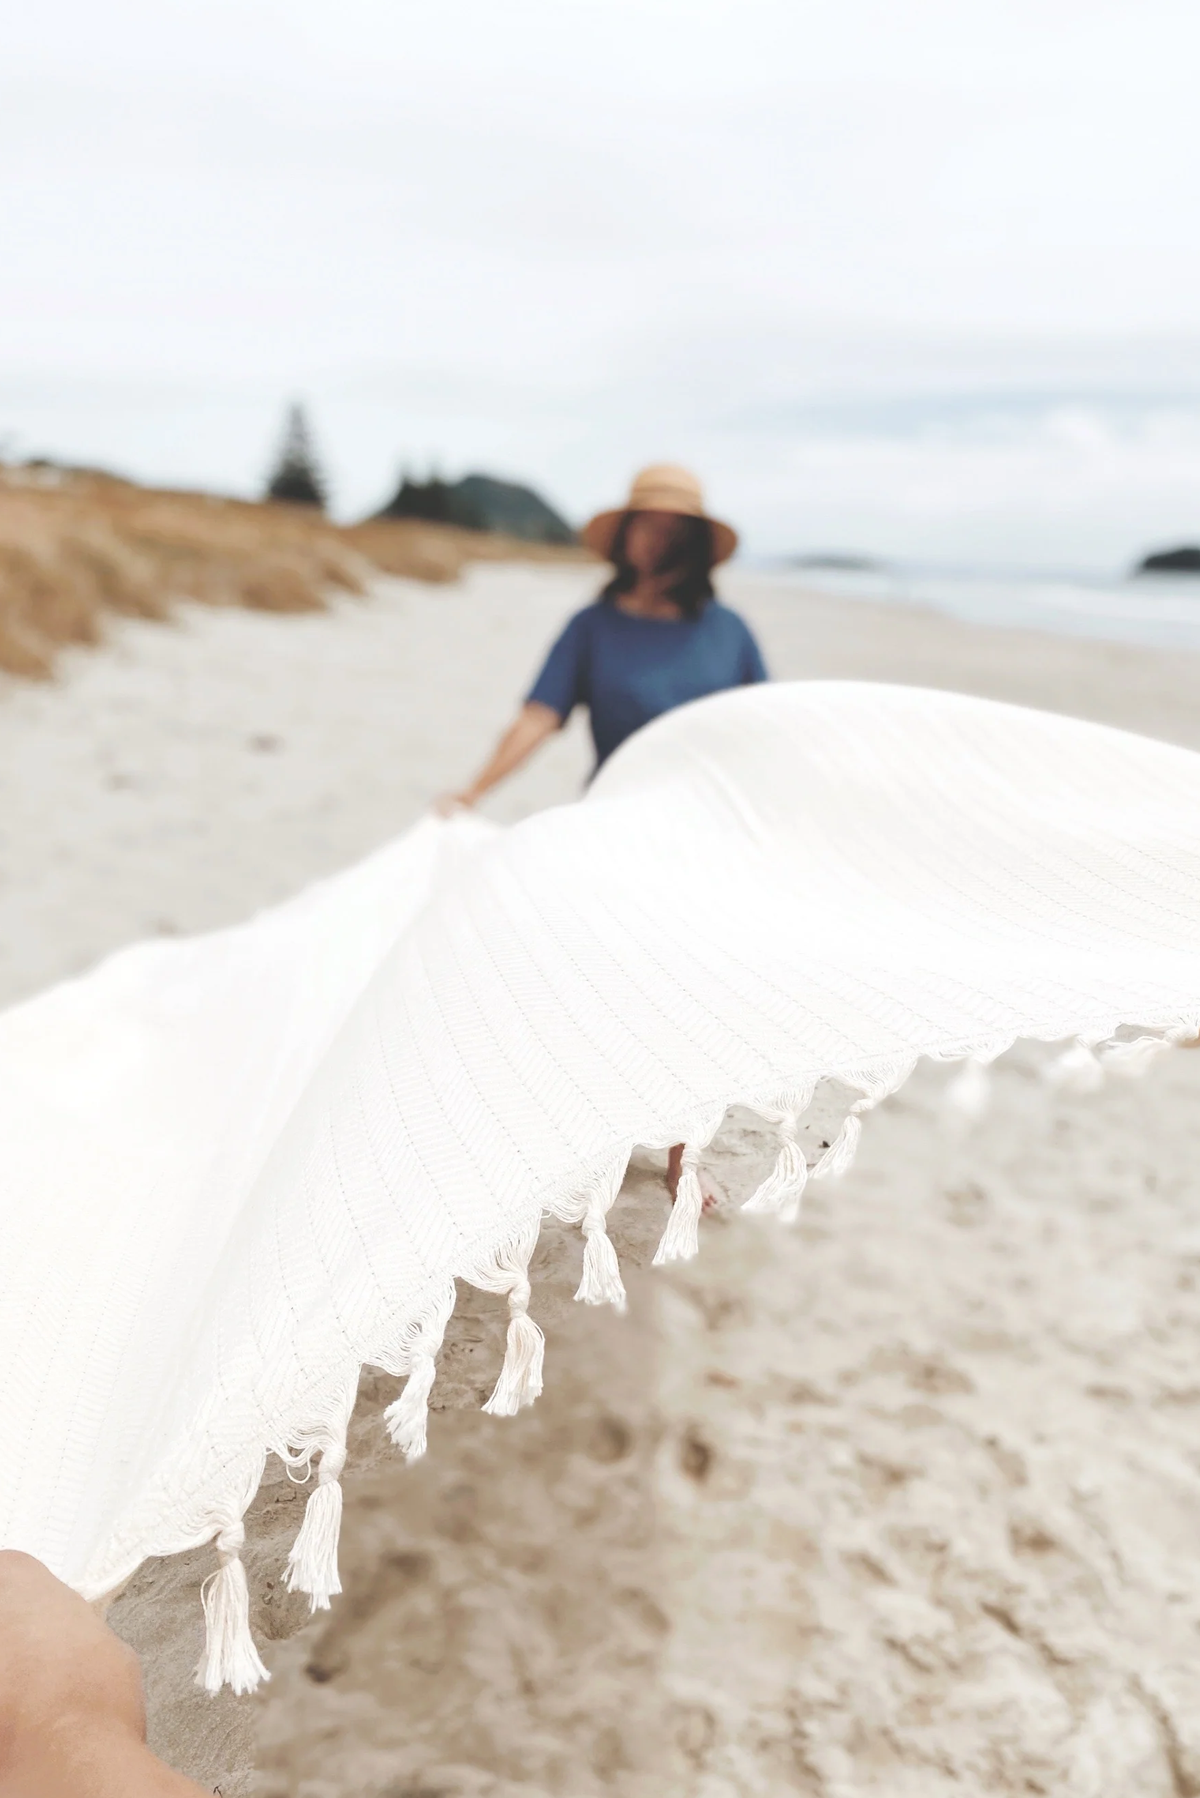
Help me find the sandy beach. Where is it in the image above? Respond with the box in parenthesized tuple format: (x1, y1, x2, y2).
(8, 564, 1200, 1796)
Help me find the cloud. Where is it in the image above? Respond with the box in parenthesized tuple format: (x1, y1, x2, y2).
(3, 0, 1200, 563)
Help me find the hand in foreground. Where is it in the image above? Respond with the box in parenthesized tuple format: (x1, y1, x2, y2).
(434, 701, 562, 818)
(0, 1551, 207, 1797)
(433, 790, 477, 818)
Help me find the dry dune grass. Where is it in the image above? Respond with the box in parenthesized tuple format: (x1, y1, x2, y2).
(0, 465, 589, 677)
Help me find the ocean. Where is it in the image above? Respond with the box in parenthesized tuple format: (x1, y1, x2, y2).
(764, 563, 1200, 655)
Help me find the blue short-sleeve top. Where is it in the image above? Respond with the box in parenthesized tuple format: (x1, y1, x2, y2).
(526, 596, 768, 770)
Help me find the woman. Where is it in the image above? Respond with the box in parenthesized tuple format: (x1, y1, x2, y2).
(442, 464, 767, 805)
(443, 465, 767, 1205)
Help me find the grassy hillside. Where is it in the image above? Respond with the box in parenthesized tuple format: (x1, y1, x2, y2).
(0, 466, 589, 678)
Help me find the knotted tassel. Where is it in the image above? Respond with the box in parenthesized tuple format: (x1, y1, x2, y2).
(483, 1261, 544, 1417)
(1045, 1038, 1104, 1093)
(196, 1520, 270, 1695)
(1100, 1034, 1173, 1078)
(943, 1057, 993, 1122)
(386, 1351, 437, 1460)
(744, 1101, 809, 1221)
(811, 1111, 861, 1179)
(577, 1212, 627, 1308)
(810, 1059, 915, 1174)
(654, 1142, 704, 1265)
(575, 1156, 627, 1310)
(284, 1442, 346, 1611)
(384, 1285, 456, 1461)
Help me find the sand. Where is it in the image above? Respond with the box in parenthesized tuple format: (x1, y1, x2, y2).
(4, 566, 1200, 1795)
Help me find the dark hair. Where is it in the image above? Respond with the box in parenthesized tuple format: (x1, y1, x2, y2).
(600, 511, 717, 620)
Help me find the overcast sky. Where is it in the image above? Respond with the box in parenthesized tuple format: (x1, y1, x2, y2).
(4, 0, 1200, 566)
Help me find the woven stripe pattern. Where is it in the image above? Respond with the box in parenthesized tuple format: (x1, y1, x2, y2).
(0, 681, 1197, 1685)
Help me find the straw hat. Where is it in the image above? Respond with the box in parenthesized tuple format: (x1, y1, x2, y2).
(581, 464, 738, 565)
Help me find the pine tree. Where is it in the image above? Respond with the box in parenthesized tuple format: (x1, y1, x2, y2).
(265, 403, 327, 510)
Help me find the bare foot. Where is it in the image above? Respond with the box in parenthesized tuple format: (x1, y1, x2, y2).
(666, 1143, 722, 1212)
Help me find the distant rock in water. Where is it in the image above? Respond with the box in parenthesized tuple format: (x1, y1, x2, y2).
(375, 472, 575, 545)
(1135, 545, 1200, 575)
(791, 552, 885, 572)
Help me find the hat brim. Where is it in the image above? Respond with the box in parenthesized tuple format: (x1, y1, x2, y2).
(580, 507, 738, 566)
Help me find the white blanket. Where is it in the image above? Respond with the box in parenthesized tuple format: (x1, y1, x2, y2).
(2, 682, 1198, 1690)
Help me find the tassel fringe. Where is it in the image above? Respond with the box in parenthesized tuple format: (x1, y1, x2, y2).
(654, 1144, 703, 1264)
(743, 1132, 808, 1219)
(384, 1284, 457, 1462)
(470, 1225, 546, 1418)
(483, 1307, 545, 1416)
(186, 1028, 1200, 1691)
(744, 1086, 815, 1220)
(574, 1154, 628, 1309)
(285, 1443, 346, 1611)
(1101, 1033, 1175, 1076)
(943, 1057, 993, 1121)
(385, 1354, 437, 1459)
(577, 1220, 627, 1308)
(1047, 1024, 1196, 1091)
(1046, 1038, 1105, 1092)
(196, 1521, 270, 1696)
(812, 1112, 861, 1179)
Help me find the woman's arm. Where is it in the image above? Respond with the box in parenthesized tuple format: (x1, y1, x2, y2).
(0, 1552, 207, 1798)
(438, 700, 562, 812)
